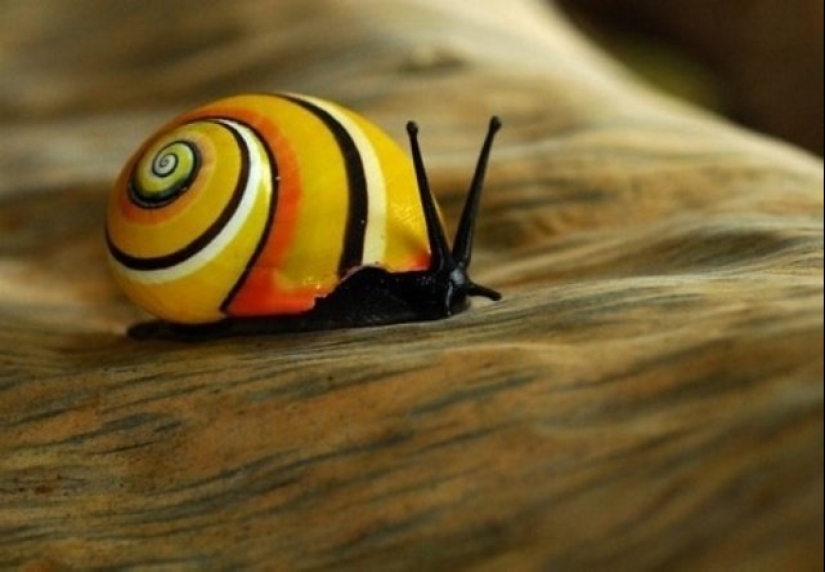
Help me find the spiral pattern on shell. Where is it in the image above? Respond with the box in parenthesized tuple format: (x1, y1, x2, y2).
(130, 141, 200, 207)
(106, 94, 431, 324)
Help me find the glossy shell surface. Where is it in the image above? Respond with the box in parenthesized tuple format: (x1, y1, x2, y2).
(106, 94, 431, 324)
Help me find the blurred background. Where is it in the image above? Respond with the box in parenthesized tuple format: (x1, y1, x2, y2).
(558, 0, 824, 156)
(0, 0, 822, 156)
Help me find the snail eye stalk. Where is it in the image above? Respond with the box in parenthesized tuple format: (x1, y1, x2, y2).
(453, 116, 502, 271)
(406, 121, 453, 273)
(405, 117, 502, 307)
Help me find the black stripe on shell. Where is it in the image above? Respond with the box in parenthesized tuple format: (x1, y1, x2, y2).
(282, 95, 368, 276)
(219, 120, 280, 313)
(107, 120, 252, 271)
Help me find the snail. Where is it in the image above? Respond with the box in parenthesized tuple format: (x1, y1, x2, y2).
(106, 93, 501, 338)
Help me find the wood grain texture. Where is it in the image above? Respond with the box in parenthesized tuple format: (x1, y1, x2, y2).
(0, 0, 822, 569)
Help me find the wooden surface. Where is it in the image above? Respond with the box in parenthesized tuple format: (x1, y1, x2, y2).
(1, 1, 823, 569)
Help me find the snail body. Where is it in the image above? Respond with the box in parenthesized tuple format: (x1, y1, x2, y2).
(106, 93, 501, 337)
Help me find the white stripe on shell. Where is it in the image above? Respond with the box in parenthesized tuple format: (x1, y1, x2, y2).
(110, 119, 268, 285)
(298, 95, 388, 266)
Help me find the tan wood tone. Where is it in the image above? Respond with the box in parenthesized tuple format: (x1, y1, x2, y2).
(1, 1, 822, 569)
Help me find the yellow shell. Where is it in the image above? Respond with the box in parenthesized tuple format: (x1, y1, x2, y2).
(106, 93, 432, 324)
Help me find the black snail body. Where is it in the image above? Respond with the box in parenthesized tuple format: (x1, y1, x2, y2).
(105, 94, 502, 339)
